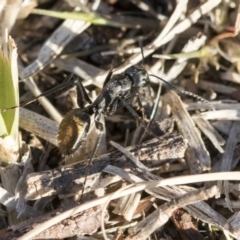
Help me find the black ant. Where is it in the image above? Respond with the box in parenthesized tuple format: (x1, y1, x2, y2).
(57, 67, 214, 156)
(58, 65, 150, 155)
(1, 50, 214, 157)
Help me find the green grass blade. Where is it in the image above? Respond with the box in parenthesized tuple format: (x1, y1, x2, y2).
(31, 8, 158, 29)
(0, 36, 19, 139)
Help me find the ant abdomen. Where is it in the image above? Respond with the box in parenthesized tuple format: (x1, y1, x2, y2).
(58, 109, 91, 156)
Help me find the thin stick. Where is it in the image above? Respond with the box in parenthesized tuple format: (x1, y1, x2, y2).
(19, 171, 240, 240)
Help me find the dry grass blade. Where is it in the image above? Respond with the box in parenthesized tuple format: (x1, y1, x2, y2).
(25, 135, 188, 200)
(160, 34, 207, 81)
(113, 191, 142, 222)
(20, 2, 101, 79)
(19, 172, 240, 240)
(0, 186, 41, 218)
(110, 140, 159, 180)
(113, 0, 222, 71)
(218, 121, 240, 209)
(126, 186, 218, 240)
(199, 109, 240, 120)
(194, 118, 225, 153)
(197, 80, 237, 95)
(19, 108, 58, 147)
(20, 74, 62, 123)
(104, 165, 229, 233)
(20, 18, 90, 79)
(0, 0, 22, 36)
(53, 57, 103, 87)
(164, 91, 211, 173)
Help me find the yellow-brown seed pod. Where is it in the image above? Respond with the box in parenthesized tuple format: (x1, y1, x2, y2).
(58, 109, 90, 155)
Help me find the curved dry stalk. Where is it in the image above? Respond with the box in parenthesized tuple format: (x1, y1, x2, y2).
(19, 171, 240, 240)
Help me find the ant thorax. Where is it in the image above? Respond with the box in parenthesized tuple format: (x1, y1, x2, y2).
(90, 73, 133, 116)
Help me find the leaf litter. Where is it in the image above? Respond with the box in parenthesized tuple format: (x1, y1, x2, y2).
(1, 0, 240, 239)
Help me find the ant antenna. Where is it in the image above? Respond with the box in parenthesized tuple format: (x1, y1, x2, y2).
(149, 74, 215, 111)
(136, 39, 160, 144)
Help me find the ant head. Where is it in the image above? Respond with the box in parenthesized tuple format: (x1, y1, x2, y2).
(58, 109, 91, 155)
(125, 65, 149, 88)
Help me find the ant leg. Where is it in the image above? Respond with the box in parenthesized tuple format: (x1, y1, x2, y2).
(120, 92, 146, 119)
(107, 99, 119, 116)
(119, 98, 164, 142)
(132, 93, 145, 119)
(80, 114, 104, 200)
(74, 76, 92, 109)
(139, 82, 162, 144)
(120, 98, 142, 120)
(94, 112, 104, 131)
(0, 74, 93, 113)
(0, 74, 77, 113)
(105, 94, 144, 118)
